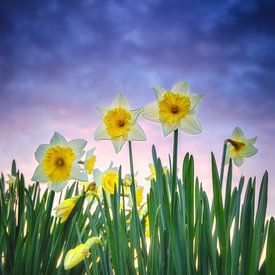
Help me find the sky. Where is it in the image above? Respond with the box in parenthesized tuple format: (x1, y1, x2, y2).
(0, 0, 275, 216)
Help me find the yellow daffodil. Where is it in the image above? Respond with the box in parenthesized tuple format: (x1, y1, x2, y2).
(6, 174, 16, 188)
(94, 94, 146, 153)
(54, 195, 80, 223)
(31, 132, 88, 192)
(145, 163, 168, 181)
(128, 186, 144, 207)
(84, 148, 96, 174)
(145, 215, 150, 238)
(225, 127, 258, 167)
(143, 81, 203, 136)
(93, 163, 118, 195)
(64, 237, 101, 270)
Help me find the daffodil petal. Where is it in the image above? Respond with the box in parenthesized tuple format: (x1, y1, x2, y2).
(86, 148, 96, 159)
(241, 145, 258, 157)
(142, 101, 160, 122)
(171, 81, 190, 95)
(231, 127, 245, 141)
(93, 169, 102, 186)
(111, 93, 130, 109)
(64, 244, 87, 270)
(68, 139, 87, 156)
(35, 144, 50, 163)
(94, 124, 110, 140)
(233, 156, 243, 167)
(189, 94, 203, 114)
(112, 138, 125, 153)
(153, 86, 166, 101)
(162, 122, 179, 137)
(50, 132, 67, 146)
(128, 123, 147, 141)
(70, 164, 88, 182)
(32, 164, 49, 182)
(130, 107, 143, 124)
(96, 106, 108, 118)
(249, 137, 257, 144)
(180, 115, 202, 134)
(49, 181, 68, 192)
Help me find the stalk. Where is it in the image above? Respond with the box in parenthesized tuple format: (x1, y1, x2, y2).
(171, 129, 179, 213)
(220, 141, 228, 186)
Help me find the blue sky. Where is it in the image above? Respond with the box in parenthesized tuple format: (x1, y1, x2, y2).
(0, 0, 275, 215)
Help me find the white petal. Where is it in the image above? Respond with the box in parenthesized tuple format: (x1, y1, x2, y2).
(35, 144, 50, 163)
(31, 164, 49, 182)
(130, 107, 143, 124)
(153, 86, 166, 101)
(111, 93, 130, 109)
(162, 122, 179, 137)
(50, 132, 68, 146)
(233, 156, 243, 167)
(128, 123, 147, 141)
(171, 81, 190, 95)
(68, 139, 87, 156)
(94, 124, 110, 140)
(86, 148, 96, 159)
(241, 145, 258, 158)
(231, 127, 244, 141)
(48, 181, 68, 192)
(248, 136, 257, 144)
(96, 106, 109, 118)
(112, 138, 125, 153)
(189, 94, 204, 115)
(70, 164, 88, 182)
(180, 115, 202, 134)
(142, 101, 160, 122)
(93, 169, 102, 186)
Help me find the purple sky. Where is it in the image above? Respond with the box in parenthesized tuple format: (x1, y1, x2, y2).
(1, 0, 275, 216)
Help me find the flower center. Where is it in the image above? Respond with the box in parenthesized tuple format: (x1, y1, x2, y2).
(43, 146, 76, 182)
(227, 139, 245, 153)
(159, 91, 191, 123)
(102, 171, 118, 195)
(104, 107, 132, 139)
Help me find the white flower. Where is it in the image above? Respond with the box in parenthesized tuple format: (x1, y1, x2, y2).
(6, 174, 16, 188)
(225, 127, 258, 167)
(143, 81, 203, 137)
(94, 93, 146, 153)
(84, 148, 96, 174)
(31, 132, 88, 192)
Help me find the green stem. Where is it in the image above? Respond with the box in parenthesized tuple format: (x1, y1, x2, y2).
(171, 129, 179, 211)
(219, 141, 228, 186)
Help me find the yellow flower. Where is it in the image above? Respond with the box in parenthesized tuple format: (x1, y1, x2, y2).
(145, 216, 150, 238)
(143, 81, 203, 136)
(93, 163, 118, 195)
(54, 195, 80, 223)
(225, 127, 258, 167)
(84, 148, 96, 174)
(128, 186, 144, 207)
(32, 132, 88, 192)
(145, 163, 168, 181)
(64, 237, 101, 270)
(94, 94, 146, 153)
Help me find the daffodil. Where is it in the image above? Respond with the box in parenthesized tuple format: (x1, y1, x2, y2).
(145, 163, 168, 181)
(94, 94, 146, 153)
(31, 132, 88, 192)
(128, 186, 144, 207)
(84, 148, 96, 174)
(64, 237, 101, 270)
(225, 127, 258, 167)
(145, 215, 150, 238)
(93, 163, 118, 195)
(143, 81, 203, 137)
(54, 195, 80, 223)
(6, 174, 16, 188)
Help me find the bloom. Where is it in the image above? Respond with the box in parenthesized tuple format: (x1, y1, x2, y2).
(145, 163, 168, 181)
(94, 94, 146, 153)
(54, 195, 80, 223)
(93, 163, 118, 195)
(143, 81, 203, 136)
(31, 132, 88, 192)
(64, 237, 101, 270)
(128, 185, 144, 208)
(6, 174, 16, 188)
(225, 127, 258, 167)
(84, 148, 96, 174)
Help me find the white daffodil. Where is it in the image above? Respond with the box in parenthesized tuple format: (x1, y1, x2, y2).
(93, 162, 118, 195)
(31, 132, 88, 192)
(128, 185, 144, 208)
(143, 81, 203, 137)
(6, 174, 16, 188)
(145, 163, 168, 181)
(84, 148, 96, 174)
(94, 93, 146, 153)
(225, 127, 258, 167)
